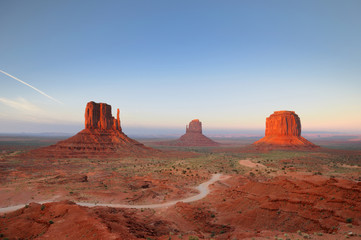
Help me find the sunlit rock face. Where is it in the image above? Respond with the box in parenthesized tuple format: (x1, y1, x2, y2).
(254, 111, 318, 149)
(25, 101, 159, 158)
(85, 101, 121, 130)
(265, 111, 301, 137)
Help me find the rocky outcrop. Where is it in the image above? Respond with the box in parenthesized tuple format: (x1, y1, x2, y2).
(159, 119, 219, 147)
(254, 111, 318, 149)
(85, 101, 121, 130)
(265, 111, 301, 137)
(186, 119, 202, 133)
(26, 101, 159, 158)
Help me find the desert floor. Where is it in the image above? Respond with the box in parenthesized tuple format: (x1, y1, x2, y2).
(0, 136, 360, 239)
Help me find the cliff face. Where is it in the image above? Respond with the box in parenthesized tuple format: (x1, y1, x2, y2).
(85, 101, 121, 131)
(26, 101, 158, 158)
(186, 119, 202, 134)
(254, 111, 318, 149)
(265, 111, 301, 137)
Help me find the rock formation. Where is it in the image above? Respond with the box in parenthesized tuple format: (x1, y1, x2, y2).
(186, 119, 202, 134)
(84, 101, 121, 130)
(253, 111, 318, 149)
(160, 119, 219, 147)
(27, 101, 159, 158)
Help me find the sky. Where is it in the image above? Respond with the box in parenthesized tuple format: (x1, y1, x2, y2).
(1, 0, 361, 135)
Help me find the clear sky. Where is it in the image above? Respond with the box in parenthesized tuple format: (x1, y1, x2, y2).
(1, 0, 361, 134)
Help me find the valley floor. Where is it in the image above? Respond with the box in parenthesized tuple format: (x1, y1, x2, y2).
(0, 137, 360, 239)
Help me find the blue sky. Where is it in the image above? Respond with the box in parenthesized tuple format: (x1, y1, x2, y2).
(1, 0, 361, 134)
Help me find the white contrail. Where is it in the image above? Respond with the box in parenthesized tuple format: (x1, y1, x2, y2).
(0, 69, 62, 104)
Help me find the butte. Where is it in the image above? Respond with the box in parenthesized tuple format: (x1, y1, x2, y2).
(27, 101, 158, 158)
(162, 119, 219, 147)
(253, 111, 318, 149)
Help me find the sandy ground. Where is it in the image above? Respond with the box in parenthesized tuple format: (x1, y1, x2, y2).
(239, 159, 267, 168)
(79, 174, 225, 208)
(1, 138, 360, 239)
(0, 174, 225, 213)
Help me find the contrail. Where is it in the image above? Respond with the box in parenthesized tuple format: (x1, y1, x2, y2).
(0, 69, 62, 104)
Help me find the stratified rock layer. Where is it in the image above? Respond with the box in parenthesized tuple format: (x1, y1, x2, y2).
(254, 111, 318, 149)
(27, 101, 158, 158)
(85, 101, 121, 130)
(161, 119, 219, 147)
(186, 119, 202, 134)
(265, 111, 301, 137)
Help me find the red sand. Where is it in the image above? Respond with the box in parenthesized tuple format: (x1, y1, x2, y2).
(1, 173, 360, 239)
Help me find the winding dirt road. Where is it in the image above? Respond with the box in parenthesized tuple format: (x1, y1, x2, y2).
(0, 195, 61, 214)
(77, 173, 222, 208)
(0, 174, 223, 213)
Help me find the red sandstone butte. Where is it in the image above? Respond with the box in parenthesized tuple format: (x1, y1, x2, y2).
(253, 111, 318, 149)
(27, 101, 158, 158)
(85, 101, 121, 130)
(163, 119, 219, 147)
(186, 119, 202, 134)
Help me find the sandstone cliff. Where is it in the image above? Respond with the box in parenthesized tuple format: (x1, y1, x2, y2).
(254, 111, 318, 149)
(85, 101, 121, 130)
(186, 119, 202, 134)
(265, 111, 301, 137)
(27, 101, 159, 158)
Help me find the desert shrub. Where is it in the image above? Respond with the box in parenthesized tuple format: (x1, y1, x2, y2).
(189, 236, 199, 240)
(346, 218, 353, 223)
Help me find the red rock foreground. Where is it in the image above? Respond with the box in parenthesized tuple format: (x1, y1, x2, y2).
(161, 119, 219, 147)
(254, 111, 318, 149)
(27, 101, 158, 158)
(0, 174, 360, 239)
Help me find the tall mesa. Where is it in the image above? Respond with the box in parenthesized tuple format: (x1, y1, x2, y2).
(254, 111, 318, 149)
(25, 101, 158, 158)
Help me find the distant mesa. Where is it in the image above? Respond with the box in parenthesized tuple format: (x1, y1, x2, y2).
(160, 119, 219, 147)
(27, 101, 158, 158)
(253, 111, 319, 149)
(186, 119, 202, 134)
